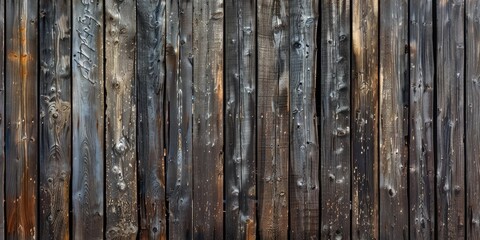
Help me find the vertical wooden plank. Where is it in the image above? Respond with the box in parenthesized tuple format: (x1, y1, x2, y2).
(0, 0, 4, 236)
(225, 0, 257, 239)
(379, 0, 409, 238)
(290, 0, 319, 238)
(320, 0, 351, 238)
(5, 0, 38, 238)
(351, 0, 378, 238)
(192, 0, 224, 238)
(436, 0, 465, 239)
(39, 0, 71, 238)
(165, 0, 193, 238)
(105, 0, 138, 238)
(257, 0, 289, 238)
(409, 0, 435, 239)
(137, 0, 166, 239)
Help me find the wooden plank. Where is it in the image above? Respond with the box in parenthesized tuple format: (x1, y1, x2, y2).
(351, 0, 379, 238)
(290, 0, 319, 238)
(257, 0, 289, 238)
(320, 0, 350, 238)
(165, 0, 193, 238)
(379, 0, 409, 238)
(409, 0, 435, 239)
(39, 0, 71, 238)
(436, 0, 465, 238)
(5, 0, 38, 238)
(0, 0, 4, 236)
(192, 0, 224, 238)
(224, 0, 257, 239)
(105, 0, 138, 238)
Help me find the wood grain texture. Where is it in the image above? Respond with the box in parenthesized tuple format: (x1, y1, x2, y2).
(137, 0, 166, 239)
(257, 0, 289, 239)
(436, 0, 465, 239)
(320, 0, 351, 238)
(409, 0, 435, 239)
(39, 0, 71, 238)
(165, 0, 193, 238)
(192, 0, 224, 238)
(105, 0, 138, 238)
(351, 0, 378, 238)
(0, 0, 5, 236)
(5, 0, 38, 238)
(225, 0, 257, 239)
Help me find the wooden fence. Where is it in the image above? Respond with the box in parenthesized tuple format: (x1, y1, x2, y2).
(0, 0, 479, 239)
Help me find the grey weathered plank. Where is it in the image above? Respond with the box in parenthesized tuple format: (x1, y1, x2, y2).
(436, 0, 465, 239)
(257, 0, 289, 239)
(379, 0, 409, 238)
(192, 0, 224, 238)
(5, 0, 38, 238)
(290, 0, 319, 238)
(225, 0, 257, 239)
(105, 0, 138, 238)
(165, 0, 193, 238)
(137, 0, 166, 239)
(351, 0, 379, 238)
(409, 0, 435, 239)
(39, 0, 71, 238)
(320, 0, 351, 238)
(0, 0, 4, 236)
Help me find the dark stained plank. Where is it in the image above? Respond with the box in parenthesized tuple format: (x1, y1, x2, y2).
(0, 0, 4, 236)
(289, 0, 319, 238)
(225, 0, 257, 239)
(436, 0, 465, 238)
(137, 0, 166, 239)
(5, 0, 38, 238)
(257, 0, 289, 238)
(319, 0, 351, 238)
(409, 0, 435, 239)
(165, 0, 193, 238)
(351, 0, 379, 238)
(379, 0, 409, 238)
(105, 0, 138, 238)
(192, 0, 224, 238)
(39, 0, 71, 238)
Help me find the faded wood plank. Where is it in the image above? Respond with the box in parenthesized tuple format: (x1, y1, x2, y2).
(105, 0, 138, 238)
(257, 0, 289, 238)
(137, 0, 166, 239)
(225, 0, 257, 239)
(5, 0, 38, 238)
(39, 0, 71, 238)
(320, 0, 351, 238)
(165, 0, 193, 238)
(290, 0, 319, 238)
(351, 0, 379, 238)
(409, 0, 435, 239)
(379, 0, 409, 238)
(192, 0, 224, 238)
(436, 0, 465, 239)
(0, 0, 4, 236)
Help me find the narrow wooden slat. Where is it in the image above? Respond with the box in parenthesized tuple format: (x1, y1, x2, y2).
(192, 0, 224, 238)
(137, 0, 166, 239)
(409, 0, 435, 238)
(257, 0, 289, 238)
(39, 0, 71, 238)
(105, 0, 138, 238)
(436, 0, 465, 238)
(351, 0, 379, 238)
(379, 0, 409, 238)
(320, 0, 351, 238)
(0, 0, 4, 236)
(165, 0, 193, 238)
(5, 0, 38, 238)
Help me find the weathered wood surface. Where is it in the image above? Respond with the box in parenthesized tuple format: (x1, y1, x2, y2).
(39, 0, 71, 238)
(225, 0, 257, 239)
(320, 0, 350, 238)
(5, 0, 38, 238)
(192, 0, 224, 238)
(0, 0, 4, 236)
(257, 0, 289, 239)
